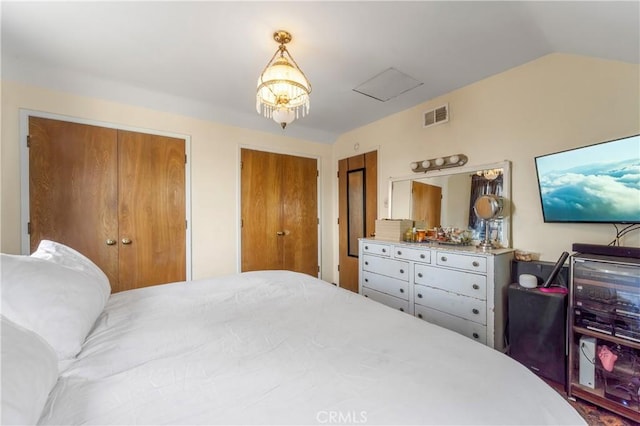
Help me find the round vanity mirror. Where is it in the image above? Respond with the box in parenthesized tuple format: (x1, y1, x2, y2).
(474, 195, 504, 249)
(473, 195, 504, 220)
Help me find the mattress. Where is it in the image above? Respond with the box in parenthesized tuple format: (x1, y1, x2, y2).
(37, 270, 584, 425)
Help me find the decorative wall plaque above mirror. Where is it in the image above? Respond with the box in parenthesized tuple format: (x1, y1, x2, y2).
(387, 160, 511, 248)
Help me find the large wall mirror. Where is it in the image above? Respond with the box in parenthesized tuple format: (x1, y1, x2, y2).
(387, 160, 511, 248)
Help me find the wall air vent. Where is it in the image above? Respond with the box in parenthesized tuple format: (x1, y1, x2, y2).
(423, 104, 449, 128)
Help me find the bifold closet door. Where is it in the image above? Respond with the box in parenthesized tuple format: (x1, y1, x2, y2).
(117, 130, 186, 291)
(241, 149, 318, 276)
(28, 116, 186, 292)
(29, 117, 120, 285)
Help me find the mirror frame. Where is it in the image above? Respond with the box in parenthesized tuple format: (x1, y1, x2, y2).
(387, 160, 512, 248)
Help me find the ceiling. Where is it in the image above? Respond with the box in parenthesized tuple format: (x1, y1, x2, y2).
(2, 1, 638, 144)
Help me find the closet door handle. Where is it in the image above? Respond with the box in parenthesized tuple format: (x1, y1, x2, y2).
(276, 231, 285, 236)
(106, 239, 116, 246)
(121, 238, 132, 245)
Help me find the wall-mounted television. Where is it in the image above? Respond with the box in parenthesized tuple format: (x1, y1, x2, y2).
(534, 134, 640, 224)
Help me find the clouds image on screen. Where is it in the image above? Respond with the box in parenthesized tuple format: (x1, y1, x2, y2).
(539, 158, 640, 222)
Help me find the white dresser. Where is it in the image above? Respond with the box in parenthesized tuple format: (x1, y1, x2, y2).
(359, 238, 513, 351)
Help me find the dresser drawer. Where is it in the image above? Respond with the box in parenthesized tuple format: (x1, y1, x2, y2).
(362, 254, 409, 281)
(414, 284, 486, 324)
(415, 304, 487, 345)
(393, 246, 431, 264)
(362, 287, 410, 313)
(361, 242, 391, 257)
(435, 251, 486, 273)
(362, 271, 409, 300)
(414, 264, 486, 300)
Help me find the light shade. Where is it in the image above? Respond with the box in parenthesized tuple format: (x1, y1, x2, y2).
(272, 107, 296, 128)
(257, 30, 311, 129)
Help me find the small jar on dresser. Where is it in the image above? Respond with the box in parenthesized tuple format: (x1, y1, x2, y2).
(359, 238, 514, 351)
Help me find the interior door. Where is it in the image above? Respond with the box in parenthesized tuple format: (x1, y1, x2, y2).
(280, 154, 318, 275)
(240, 149, 284, 271)
(117, 130, 186, 291)
(241, 148, 318, 276)
(28, 116, 186, 292)
(28, 117, 120, 285)
(338, 151, 377, 292)
(411, 181, 442, 229)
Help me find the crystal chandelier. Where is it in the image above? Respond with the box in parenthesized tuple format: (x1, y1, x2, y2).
(257, 30, 311, 129)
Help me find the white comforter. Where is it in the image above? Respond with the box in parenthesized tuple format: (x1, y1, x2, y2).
(39, 271, 584, 425)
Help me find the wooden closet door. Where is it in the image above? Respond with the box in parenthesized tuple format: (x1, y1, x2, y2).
(241, 149, 318, 276)
(241, 149, 284, 271)
(28, 117, 186, 293)
(281, 154, 318, 276)
(28, 117, 120, 285)
(117, 130, 186, 292)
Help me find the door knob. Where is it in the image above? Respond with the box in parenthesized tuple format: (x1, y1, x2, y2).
(121, 238, 132, 245)
(106, 239, 116, 246)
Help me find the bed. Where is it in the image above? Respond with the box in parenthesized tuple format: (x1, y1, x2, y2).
(2, 240, 585, 425)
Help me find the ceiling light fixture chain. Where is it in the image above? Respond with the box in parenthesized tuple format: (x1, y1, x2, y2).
(256, 30, 312, 129)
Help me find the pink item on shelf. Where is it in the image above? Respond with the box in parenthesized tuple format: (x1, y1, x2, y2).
(597, 345, 618, 372)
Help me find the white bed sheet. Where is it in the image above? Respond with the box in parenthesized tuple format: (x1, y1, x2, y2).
(39, 270, 585, 425)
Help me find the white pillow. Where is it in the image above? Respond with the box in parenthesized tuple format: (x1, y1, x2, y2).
(1, 240, 111, 361)
(1, 315, 59, 425)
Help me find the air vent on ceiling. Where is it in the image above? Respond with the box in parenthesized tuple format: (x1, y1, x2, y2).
(423, 104, 449, 128)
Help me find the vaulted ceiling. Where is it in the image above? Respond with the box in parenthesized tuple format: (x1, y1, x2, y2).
(2, 1, 638, 143)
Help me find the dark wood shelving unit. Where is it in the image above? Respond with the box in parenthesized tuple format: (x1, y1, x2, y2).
(567, 254, 640, 423)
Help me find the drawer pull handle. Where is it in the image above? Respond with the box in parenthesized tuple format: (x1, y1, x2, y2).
(399, 288, 404, 293)
(364, 295, 368, 298)
(417, 273, 423, 278)
(364, 246, 369, 250)
(420, 254, 425, 259)
(364, 261, 369, 265)
(399, 308, 404, 312)
(397, 251, 402, 255)
(417, 293, 423, 298)
(418, 313, 423, 319)
(472, 308, 480, 315)
(440, 256, 447, 262)
(473, 333, 479, 339)
(472, 284, 479, 290)
(472, 261, 480, 267)
(399, 269, 405, 274)
(382, 248, 387, 253)
(364, 278, 369, 282)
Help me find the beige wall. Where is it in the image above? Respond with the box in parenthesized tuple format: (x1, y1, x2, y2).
(333, 54, 640, 262)
(2, 53, 639, 286)
(1, 82, 334, 280)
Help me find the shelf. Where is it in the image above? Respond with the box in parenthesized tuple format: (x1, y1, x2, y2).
(572, 326, 640, 350)
(568, 254, 640, 424)
(570, 384, 639, 421)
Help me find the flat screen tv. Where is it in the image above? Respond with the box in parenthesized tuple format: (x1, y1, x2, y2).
(534, 134, 640, 224)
